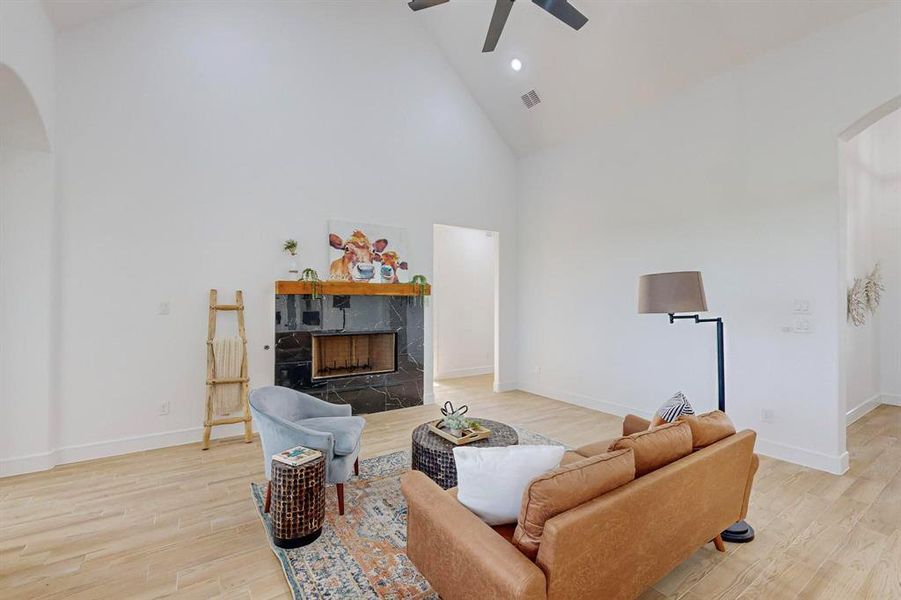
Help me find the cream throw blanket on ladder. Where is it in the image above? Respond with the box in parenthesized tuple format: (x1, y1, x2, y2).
(212, 337, 244, 416)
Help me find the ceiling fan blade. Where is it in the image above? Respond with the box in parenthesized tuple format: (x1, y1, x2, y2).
(482, 0, 515, 53)
(531, 0, 588, 30)
(408, 0, 449, 11)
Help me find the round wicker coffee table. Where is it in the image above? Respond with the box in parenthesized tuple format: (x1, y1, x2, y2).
(411, 419, 518, 489)
(270, 455, 325, 548)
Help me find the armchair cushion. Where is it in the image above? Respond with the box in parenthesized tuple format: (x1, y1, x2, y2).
(299, 416, 366, 456)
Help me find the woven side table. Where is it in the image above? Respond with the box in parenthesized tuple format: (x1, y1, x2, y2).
(270, 455, 325, 548)
(411, 418, 518, 489)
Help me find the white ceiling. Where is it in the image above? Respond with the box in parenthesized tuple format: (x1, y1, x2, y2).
(41, 1, 885, 155)
(414, 0, 886, 155)
(42, 0, 146, 31)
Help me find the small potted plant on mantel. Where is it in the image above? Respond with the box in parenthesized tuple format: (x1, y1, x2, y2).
(283, 239, 299, 280)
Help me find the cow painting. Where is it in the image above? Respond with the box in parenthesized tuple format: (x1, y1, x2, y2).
(328, 230, 388, 281)
(328, 221, 411, 283)
(378, 250, 408, 283)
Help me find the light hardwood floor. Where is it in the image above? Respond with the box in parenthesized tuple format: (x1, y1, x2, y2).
(1, 376, 899, 599)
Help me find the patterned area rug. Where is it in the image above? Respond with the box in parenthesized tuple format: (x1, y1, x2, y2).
(250, 427, 560, 599)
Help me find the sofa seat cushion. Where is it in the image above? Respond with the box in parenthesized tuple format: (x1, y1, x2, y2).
(512, 449, 635, 560)
(297, 416, 365, 455)
(608, 421, 692, 476)
(680, 410, 735, 450)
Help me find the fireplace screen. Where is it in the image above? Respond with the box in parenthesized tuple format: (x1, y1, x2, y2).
(311, 331, 397, 380)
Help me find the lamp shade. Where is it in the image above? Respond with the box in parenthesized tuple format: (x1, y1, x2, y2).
(638, 271, 708, 314)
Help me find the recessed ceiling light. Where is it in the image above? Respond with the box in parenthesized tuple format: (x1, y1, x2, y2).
(510, 58, 523, 72)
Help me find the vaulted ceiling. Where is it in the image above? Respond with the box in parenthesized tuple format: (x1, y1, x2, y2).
(414, 0, 885, 155)
(42, 0, 884, 155)
(42, 0, 146, 31)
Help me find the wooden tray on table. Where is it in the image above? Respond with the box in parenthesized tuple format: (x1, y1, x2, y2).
(427, 419, 492, 445)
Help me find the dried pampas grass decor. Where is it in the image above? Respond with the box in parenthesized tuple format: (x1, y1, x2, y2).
(864, 262, 884, 313)
(848, 277, 867, 326)
(847, 262, 885, 327)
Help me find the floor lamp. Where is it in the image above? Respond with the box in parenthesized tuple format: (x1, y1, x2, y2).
(638, 271, 755, 543)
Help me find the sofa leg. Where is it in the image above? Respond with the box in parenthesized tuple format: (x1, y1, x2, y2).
(354, 457, 359, 476)
(264, 481, 271, 514)
(713, 534, 726, 552)
(336, 483, 345, 515)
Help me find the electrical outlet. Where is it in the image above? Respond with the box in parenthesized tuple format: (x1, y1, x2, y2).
(157, 301, 171, 316)
(792, 317, 814, 333)
(761, 409, 775, 424)
(159, 401, 170, 416)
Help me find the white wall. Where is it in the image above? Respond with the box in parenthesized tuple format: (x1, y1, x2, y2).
(844, 108, 901, 422)
(46, 1, 517, 467)
(0, 0, 57, 476)
(516, 6, 901, 474)
(433, 224, 495, 380)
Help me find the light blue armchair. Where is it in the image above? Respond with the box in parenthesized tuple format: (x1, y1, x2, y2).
(250, 386, 365, 515)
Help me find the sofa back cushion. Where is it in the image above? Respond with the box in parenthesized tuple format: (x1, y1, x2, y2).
(454, 445, 566, 525)
(680, 410, 736, 450)
(608, 421, 692, 476)
(512, 448, 635, 559)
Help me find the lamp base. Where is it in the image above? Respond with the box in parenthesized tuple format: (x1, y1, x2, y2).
(721, 520, 755, 543)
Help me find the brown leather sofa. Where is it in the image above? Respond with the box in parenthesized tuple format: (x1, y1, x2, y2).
(401, 413, 758, 600)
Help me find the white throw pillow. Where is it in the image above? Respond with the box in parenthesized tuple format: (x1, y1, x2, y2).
(453, 445, 566, 525)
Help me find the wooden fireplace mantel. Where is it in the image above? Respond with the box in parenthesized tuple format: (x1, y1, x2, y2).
(275, 280, 431, 297)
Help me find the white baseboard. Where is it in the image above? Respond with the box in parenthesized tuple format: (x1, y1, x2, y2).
(0, 450, 57, 477)
(1, 422, 253, 478)
(434, 366, 493, 380)
(493, 380, 518, 393)
(517, 382, 655, 421)
(755, 438, 849, 475)
(847, 392, 901, 425)
(846, 394, 883, 425)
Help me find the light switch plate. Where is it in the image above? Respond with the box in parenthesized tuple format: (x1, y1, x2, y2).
(792, 299, 812, 314)
(158, 301, 171, 315)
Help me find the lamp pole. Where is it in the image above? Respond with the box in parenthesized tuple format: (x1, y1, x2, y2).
(668, 312, 753, 542)
(668, 314, 724, 411)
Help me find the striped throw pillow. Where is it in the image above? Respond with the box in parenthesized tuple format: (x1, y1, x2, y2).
(657, 391, 695, 423)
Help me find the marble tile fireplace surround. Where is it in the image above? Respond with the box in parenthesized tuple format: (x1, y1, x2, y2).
(274, 281, 429, 414)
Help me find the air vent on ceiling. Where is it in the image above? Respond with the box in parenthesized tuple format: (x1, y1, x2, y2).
(521, 89, 541, 109)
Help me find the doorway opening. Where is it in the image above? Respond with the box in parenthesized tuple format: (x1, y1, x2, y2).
(839, 101, 901, 435)
(432, 224, 499, 391)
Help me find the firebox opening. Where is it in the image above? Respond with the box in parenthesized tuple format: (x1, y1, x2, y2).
(311, 331, 397, 380)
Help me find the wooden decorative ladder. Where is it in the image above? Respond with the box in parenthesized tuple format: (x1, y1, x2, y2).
(203, 289, 253, 450)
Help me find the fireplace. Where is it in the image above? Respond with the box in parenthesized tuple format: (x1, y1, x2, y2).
(311, 331, 396, 380)
(274, 281, 428, 414)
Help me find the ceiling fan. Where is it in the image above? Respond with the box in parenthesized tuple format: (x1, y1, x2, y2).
(408, 0, 588, 53)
